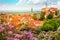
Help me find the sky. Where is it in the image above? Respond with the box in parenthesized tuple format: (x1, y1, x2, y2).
(0, 0, 60, 12)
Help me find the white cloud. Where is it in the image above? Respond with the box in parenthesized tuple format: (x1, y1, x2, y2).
(0, 5, 40, 12)
(57, 1, 60, 6)
(16, 0, 47, 5)
(27, 0, 40, 4)
(0, 5, 45, 12)
(28, 0, 46, 4)
(47, 1, 60, 8)
(16, 0, 28, 5)
(0, 0, 60, 12)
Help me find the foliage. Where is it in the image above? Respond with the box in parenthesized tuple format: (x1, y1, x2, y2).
(20, 22, 29, 27)
(56, 18, 60, 26)
(40, 11, 45, 20)
(0, 18, 7, 23)
(47, 13, 53, 19)
(40, 24, 54, 31)
(55, 11, 58, 16)
(40, 19, 59, 31)
(1, 13, 60, 40)
(38, 31, 60, 40)
(0, 19, 38, 40)
(32, 13, 37, 20)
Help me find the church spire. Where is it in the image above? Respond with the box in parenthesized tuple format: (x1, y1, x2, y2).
(31, 7, 33, 13)
(45, 2, 48, 8)
(30, 7, 34, 16)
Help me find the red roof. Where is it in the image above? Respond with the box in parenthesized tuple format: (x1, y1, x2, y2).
(50, 8, 58, 11)
(36, 14, 40, 19)
(42, 8, 48, 12)
(45, 11, 50, 16)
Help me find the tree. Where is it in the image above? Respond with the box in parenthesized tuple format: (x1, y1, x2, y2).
(47, 13, 53, 19)
(40, 11, 45, 20)
(55, 11, 58, 16)
(32, 13, 37, 20)
(40, 19, 59, 31)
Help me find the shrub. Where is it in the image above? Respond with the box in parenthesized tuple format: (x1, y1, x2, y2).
(40, 19, 59, 31)
(32, 13, 37, 20)
(0, 18, 7, 23)
(47, 13, 53, 19)
(56, 19, 60, 26)
(55, 11, 58, 16)
(20, 27, 40, 34)
(40, 24, 54, 31)
(38, 31, 60, 40)
(0, 20, 38, 40)
(40, 11, 45, 20)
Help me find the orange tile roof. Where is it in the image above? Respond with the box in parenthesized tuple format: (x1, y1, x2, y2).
(36, 14, 40, 19)
(45, 11, 50, 16)
(42, 8, 48, 12)
(50, 8, 58, 11)
(3, 13, 44, 29)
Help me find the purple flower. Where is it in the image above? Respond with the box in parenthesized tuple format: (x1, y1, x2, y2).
(28, 32, 33, 38)
(0, 28, 4, 33)
(13, 38, 19, 40)
(6, 37, 12, 40)
(23, 31, 33, 39)
(8, 31, 13, 34)
(15, 34, 22, 38)
(24, 31, 29, 35)
(8, 25, 14, 29)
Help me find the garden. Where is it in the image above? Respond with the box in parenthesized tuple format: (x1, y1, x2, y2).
(0, 12, 60, 40)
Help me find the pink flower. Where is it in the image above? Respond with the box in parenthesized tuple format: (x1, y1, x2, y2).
(8, 31, 13, 35)
(8, 25, 14, 29)
(24, 31, 29, 35)
(0, 24, 3, 28)
(0, 28, 4, 33)
(23, 31, 33, 38)
(13, 38, 19, 40)
(28, 32, 33, 38)
(6, 37, 12, 40)
(0, 20, 1, 23)
(15, 34, 22, 38)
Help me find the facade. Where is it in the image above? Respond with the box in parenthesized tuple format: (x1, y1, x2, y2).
(41, 7, 58, 18)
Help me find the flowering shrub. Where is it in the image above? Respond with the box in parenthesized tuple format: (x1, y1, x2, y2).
(38, 31, 60, 40)
(0, 17, 60, 40)
(0, 19, 38, 40)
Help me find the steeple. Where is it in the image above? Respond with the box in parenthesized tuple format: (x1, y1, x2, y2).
(45, 2, 48, 8)
(31, 7, 33, 13)
(30, 7, 34, 16)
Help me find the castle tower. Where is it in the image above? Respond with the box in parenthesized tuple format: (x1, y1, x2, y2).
(45, 2, 49, 19)
(30, 8, 34, 16)
(45, 2, 48, 9)
(31, 8, 33, 13)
